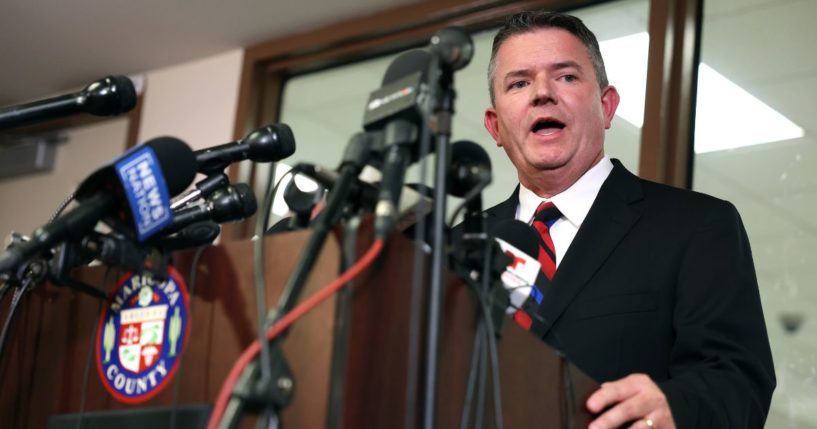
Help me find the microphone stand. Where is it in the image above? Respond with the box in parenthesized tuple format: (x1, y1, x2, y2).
(267, 132, 375, 324)
(451, 222, 510, 429)
(219, 133, 376, 428)
(0, 234, 50, 360)
(326, 214, 363, 428)
(422, 57, 455, 429)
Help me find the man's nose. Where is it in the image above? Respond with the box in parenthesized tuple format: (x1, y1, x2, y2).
(531, 78, 556, 106)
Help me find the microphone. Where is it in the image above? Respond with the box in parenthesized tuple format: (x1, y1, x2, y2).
(283, 176, 325, 229)
(0, 75, 137, 130)
(170, 173, 229, 210)
(70, 221, 221, 277)
(163, 183, 257, 235)
(448, 140, 491, 198)
(429, 27, 474, 71)
(293, 162, 432, 229)
(0, 137, 196, 274)
(195, 123, 296, 175)
(448, 140, 492, 236)
(366, 50, 433, 239)
(363, 49, 431, 132)
(490, 220, 550, 333)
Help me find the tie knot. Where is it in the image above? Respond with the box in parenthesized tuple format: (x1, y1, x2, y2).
(534, 201, 562, 225)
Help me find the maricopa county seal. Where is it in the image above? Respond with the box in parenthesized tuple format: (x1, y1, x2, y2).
(95, 266, 190, 403)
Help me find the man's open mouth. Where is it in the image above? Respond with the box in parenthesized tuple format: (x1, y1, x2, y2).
(531, 118, 566, 135)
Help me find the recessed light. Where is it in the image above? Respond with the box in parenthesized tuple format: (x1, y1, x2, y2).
(600, 32, 804, 153)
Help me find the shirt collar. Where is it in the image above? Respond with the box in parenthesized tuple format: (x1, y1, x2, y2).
(517, 156, 614, 227)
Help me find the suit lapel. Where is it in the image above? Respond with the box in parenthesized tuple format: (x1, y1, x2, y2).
(484, 185, 519, 230)
(538, 161, 645, 336)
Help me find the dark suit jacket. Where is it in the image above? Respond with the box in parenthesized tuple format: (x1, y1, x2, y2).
(482, 160, 775, 428)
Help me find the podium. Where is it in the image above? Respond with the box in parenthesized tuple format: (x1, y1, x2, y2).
(0, 224, 597, 428)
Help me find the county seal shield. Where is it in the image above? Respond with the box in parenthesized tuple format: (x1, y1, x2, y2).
(96, 266, 190, 403)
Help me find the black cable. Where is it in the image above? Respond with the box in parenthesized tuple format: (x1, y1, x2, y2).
(474, 279, 503, 429)
(0, 190, 75, 364)
(474, 327, 487, 429)
(458, 317, 484, 429)
(482, 290, 504, 429)
(245, 162, 309, 429)
(447, 179, 490, 230)
(456, 236, 504, 429)
(221, 163, 300, 427)
(254, 161, 280, 388)
(48, 192, 76, 223)
(0, 277, 34, 359)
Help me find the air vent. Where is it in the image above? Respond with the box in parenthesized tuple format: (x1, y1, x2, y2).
(0, 134, 65, 180)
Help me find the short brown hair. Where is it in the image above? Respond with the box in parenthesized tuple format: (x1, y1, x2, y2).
(488, 11, 609, 105)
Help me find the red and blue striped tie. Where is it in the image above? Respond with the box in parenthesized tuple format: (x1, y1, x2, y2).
(513, 201, 561, 331)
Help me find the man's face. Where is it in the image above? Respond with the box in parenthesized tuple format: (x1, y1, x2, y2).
(484, 28, 619, 196)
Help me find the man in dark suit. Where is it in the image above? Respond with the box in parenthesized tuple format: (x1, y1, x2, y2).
(480, 11, 775, 428)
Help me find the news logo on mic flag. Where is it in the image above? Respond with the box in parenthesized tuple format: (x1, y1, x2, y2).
(495, 237, 542, 314)
(115, 145, 173, 241)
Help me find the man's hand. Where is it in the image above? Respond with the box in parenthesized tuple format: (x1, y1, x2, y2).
(586, 373, 676, 429)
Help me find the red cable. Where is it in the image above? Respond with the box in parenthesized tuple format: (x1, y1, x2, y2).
(207, 239, 384, 429)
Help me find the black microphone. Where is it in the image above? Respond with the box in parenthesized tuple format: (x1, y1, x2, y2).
(490, 219, 540, 260)
(366, 50, 433, 239)
(283, 176, 325, 229)
(164, 183, 257, 234)
(0, 137, 197, 274)
(292, 162, 433, 225)
(363, 49, 431, 132)
(170, 173, 230, 210)
(74, 221, 221, 276)
(448, 140, 491, 197)
(430, 27, 475, 71)
(490, 219, 550, 335)
(448, 140, 492, 235)
(195, 123, 296, 175)
(0, 75, 137, 130)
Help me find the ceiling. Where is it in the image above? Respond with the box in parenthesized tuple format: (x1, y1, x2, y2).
(0, 0, 420, 106)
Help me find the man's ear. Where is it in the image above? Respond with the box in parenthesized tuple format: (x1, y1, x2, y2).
(601, 85, 621, 129)
(484, 107, 502, 147)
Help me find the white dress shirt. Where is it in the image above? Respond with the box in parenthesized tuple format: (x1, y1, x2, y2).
(515, 157, 613, 267)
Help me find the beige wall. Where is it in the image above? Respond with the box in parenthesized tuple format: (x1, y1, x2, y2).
(0, 119, 129, 236)
(137, 49, 244, 150)
(0, 48, 244, 238)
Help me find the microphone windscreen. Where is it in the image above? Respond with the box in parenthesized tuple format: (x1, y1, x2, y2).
(144, 136, 197, 196)
(77, 136, 196, 200)
(232, 183, 259, 217)
(83, 75, 138, 116)
(490, 219, 539, 258)
(381, 49, 432, 85)
(448, 140, 491, 198)
(430, 27, 474, 71)
(273, 123, 296, 160)
(249, 123, 296, 162)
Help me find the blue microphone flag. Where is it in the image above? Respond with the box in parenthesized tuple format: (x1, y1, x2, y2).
(114, 145, 173, 241)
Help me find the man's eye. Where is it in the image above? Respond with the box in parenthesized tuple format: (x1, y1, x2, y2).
(509, 81, 528, 89)
(560, 74, 577, 82)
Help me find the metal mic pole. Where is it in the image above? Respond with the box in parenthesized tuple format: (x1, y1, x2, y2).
(422, 58, 455, 429)
(422, 27, 474, 429)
